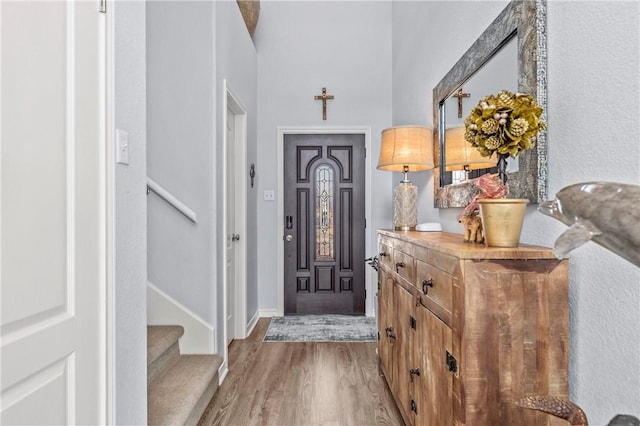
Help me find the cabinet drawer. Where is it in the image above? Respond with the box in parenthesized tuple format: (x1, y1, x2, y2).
(378, 234, 394, 248)
(394, 249, 415, 284)
(414, 245, 458, 275)
(378, 242, 393, 269)
(416, 260, 453, 325)
(393, 239, 414, 258)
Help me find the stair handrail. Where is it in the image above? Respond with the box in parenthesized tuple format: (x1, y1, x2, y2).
(147, 177, 197, 223)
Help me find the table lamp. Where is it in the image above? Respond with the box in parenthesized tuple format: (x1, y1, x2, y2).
(377, 126, 434, 230)
(445, 126, 496, 180)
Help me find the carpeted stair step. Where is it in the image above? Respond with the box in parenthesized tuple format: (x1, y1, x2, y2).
(147, 325, 184, 385)
(148, 354, 223, 426)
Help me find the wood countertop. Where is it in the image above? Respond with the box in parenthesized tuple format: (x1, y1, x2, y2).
(378, 230, 559, 260)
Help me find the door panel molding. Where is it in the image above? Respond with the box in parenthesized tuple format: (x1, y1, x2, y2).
(340, 187, 353, 270)
(328, 147, 353, 182)
(277, 127, 373, 316)
(297, 188, 310, 270)
(1, 355, 74, 424)
(297, 147, 322, 182)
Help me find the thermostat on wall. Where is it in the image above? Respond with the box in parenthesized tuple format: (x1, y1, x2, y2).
(416, 222, 442, 232)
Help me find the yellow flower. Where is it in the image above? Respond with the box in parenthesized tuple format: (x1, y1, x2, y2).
(484, 136, 501, 150)
(464, 90, 545, 158)
(509, 118, 529, 137)
(464, 130, 476, 144)
(481, 118, 499, 135)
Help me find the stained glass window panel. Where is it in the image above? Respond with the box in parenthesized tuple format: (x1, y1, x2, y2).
(315, 165, 334, 259)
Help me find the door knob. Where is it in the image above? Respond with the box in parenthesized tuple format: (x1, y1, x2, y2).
(232, 234, 240, 241)
(285, 234, 293, 242)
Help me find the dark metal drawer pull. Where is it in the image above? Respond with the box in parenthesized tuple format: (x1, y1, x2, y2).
(385, 326, 396, 340)
(409, 368, 421, 382)
(422, 279, 434, 293)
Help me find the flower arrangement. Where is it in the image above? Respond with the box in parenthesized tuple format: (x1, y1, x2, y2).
(459, 173, 508, 243)
(464, 90, 546, 158)
(462, 173, 509, 215)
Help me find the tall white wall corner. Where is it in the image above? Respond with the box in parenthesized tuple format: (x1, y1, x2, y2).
(246, 310, 260, 337)
(147, 281, 216, 354)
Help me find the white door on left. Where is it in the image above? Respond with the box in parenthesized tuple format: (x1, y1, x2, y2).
(1, 1, 107, 424)
(225, 107, 236, 345)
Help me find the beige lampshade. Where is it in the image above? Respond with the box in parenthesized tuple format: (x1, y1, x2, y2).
(377, 126, 435, 172)
(445, 127, 496, 172)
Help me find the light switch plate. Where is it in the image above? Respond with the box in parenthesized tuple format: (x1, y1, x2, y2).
(116, 129, 129, 165)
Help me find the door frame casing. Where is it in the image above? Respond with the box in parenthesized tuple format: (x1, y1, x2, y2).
(105, 3, 115, 421)
(222, 80, 248, 352)
(277, 127, 373, 317)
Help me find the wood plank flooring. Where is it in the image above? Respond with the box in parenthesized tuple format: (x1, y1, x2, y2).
(198, 318, 403, 426)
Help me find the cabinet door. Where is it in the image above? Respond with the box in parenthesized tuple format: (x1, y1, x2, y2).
(394, 281, 415, 422)
(414, 302, 453, 426)
(377, 265, 395, 382)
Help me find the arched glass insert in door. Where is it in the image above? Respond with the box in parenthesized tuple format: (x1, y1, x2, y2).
(315, 164, 334, 259)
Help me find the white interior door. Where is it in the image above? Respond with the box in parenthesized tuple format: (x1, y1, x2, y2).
(1, 1, 106, 424)
(223, 81, 247, 352)
(225, 107, 237, 345)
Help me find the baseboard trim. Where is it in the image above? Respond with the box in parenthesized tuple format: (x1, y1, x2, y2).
(258, 309, 280, 318)
(246, 310, 260, 337)
(147, 281, 216, 354)
(218, 360, 229, 385)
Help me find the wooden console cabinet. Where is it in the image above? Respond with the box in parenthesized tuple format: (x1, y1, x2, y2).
(377, 230, 569, 426)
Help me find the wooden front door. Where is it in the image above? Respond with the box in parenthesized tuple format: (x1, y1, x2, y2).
(284, 134, 365, 315)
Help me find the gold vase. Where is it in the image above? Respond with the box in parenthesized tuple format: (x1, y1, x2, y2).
(478, 199, 528, 247)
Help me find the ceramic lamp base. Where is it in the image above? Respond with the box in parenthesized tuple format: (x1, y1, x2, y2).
(394, 183, 417, 230)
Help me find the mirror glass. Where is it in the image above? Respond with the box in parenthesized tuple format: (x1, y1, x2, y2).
(441, 37, 518, 186)
(433, 0, 547, 208)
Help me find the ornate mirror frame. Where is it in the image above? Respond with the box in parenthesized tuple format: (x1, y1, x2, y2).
(433, 0, 547, 208)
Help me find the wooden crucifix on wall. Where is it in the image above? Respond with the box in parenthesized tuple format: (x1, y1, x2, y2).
(453, 88, 470, 118)
(314, 87, 334, 120)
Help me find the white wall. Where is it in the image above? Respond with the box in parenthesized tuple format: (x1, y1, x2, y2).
(146, 1, 217, 325)
(392, 0, 509, 226)
(536, 1, 639, 421)
(253, 0, 394, 313)
(146, 0, 258, 355)
(214, 0, 258, 349)
(113, 1, 147, 423)
(392, 1, 640, 423)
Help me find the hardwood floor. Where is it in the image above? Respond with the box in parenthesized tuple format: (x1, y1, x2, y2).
(198, 318, 403, 426)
